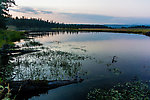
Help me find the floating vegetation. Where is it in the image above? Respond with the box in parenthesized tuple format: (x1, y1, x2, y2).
(80, 49, 87, 52)
(71, 47, 87, 52)
(87, 81, 150, 100)
(47, 41, 61, 44)
(71, 47, 81, 50)
(50, 46, 61, 49)
(22, 41, 43, 47)
(107, 68, 122, 75)
(11, 48, 88, 81)
(106, 56, 122, 75)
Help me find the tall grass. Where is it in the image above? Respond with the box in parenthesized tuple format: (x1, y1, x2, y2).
(0, 30, 25, 48)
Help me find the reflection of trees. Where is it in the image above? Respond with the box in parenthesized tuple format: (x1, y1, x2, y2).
(12, 49, 87, 81)
(28, 31, 79, 38)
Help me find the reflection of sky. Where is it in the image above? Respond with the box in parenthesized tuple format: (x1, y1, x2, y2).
(35, 32, 149, 43)
(35, 32, 150, 58)
(36, 32, 150, 72)
(35, 32, 150, 78)
(31, 32, 150, 100)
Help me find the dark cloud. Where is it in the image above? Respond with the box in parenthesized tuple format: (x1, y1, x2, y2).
(11, 7, 52, 14)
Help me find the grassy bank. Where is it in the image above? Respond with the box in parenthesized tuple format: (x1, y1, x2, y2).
(78, 28, 150, 33)
(0, 30, 25, 48)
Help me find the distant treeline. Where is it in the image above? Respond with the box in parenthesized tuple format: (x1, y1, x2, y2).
(126, 25, 150, 29)
(6, 17, 109, 30)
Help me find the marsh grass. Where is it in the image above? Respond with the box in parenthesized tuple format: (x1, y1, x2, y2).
(78, 28, 150, 33)
(77, 28, 150, 34)
(0, 30, 25, 48)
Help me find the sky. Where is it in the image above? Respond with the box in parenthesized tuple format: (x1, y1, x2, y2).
(9, 0, 150, 24)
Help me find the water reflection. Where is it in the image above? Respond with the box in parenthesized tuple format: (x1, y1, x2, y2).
(28, 32, 150, 100)
(12, 48, 88, 81)
(27, 31, 79, 38)
(9, 31, 150, 100)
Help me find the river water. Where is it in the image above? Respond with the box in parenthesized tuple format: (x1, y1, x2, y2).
(14, 32, 150, 100)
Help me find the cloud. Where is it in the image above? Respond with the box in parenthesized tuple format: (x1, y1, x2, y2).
(40, 10, 53, 14)
(10, 7, 53, 15)
(61, 13, 114, 23)
(60, 13, 150, 24)
(10, 7, 150, 24)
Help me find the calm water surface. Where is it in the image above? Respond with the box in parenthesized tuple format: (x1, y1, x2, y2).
(28, 32, 150, 100)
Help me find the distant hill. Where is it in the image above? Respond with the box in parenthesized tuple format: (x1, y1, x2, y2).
(127, 25, 150, 29)
(105, 25, 150, 29)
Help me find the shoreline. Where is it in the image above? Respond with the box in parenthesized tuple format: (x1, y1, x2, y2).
(51, 28, 150, 36)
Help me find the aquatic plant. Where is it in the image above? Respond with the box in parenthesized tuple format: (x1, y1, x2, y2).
(22, 41, 43, 47)
(106, 56, 122, 75)
(87, 81, 150, 100)
(107, 68, 122, 75)
(71, 47, 87, 52)
(11, 48, 88, 81)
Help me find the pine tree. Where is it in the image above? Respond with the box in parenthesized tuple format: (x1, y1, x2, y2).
(0, 0, 15, 29)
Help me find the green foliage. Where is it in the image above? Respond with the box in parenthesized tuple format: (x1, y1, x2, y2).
(0, 84, 11, 100)
(0, 30, 24, 48)
(87, 81, 150, 100)
(0, 78, 3, 83)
